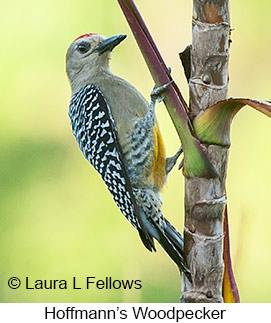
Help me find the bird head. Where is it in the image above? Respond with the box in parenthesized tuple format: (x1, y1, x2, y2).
(66, 33, 126, 89)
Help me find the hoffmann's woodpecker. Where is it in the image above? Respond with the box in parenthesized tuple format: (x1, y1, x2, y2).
(66, 33, 190, 279)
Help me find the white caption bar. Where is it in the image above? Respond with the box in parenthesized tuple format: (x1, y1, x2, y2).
(0, 303, 268, 322)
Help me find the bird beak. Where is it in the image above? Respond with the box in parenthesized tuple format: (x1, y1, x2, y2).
(95, 34, 127, 55)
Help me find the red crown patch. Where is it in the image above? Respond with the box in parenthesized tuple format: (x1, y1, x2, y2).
(74, 33, 97, 41)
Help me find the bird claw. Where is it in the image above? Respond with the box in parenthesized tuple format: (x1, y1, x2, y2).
(151, 80, 173, 103)
(178, 159, 184, 170)
(166, 146, 183, 174)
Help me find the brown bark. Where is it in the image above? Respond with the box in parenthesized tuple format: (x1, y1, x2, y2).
(181, 0, 230, 303)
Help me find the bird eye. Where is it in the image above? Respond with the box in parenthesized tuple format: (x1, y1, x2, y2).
(76, 41, 91, 54)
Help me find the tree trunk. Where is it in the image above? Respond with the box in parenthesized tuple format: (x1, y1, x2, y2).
(181, 0, 230, 303)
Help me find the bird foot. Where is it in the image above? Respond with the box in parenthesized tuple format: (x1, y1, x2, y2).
(166, 146, 183, 174)
(151, 80, 173, 103)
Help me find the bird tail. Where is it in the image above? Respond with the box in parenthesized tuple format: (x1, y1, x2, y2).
(139, 211, 191, 281)
(164, 218, 184, 256)
(154, 219, 191, 282)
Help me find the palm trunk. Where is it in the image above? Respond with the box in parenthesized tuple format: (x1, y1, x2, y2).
(181, 0, 230, 303)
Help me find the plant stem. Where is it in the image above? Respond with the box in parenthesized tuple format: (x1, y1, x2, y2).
(181, 0, 230, 303)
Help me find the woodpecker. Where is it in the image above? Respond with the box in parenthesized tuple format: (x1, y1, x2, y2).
(66, 33, 190, 279)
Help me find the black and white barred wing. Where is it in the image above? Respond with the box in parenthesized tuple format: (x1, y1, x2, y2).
(69, 84, 154, 251)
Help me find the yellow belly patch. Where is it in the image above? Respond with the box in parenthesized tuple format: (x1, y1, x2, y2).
(151, 123, 167, 191)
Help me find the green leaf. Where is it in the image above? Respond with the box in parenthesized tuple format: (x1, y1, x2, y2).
(118, 0, 217, 178)
(223, 205, 240, 303)
(193, 98, 271, 146)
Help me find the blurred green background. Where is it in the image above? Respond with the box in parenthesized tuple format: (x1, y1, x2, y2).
(0, 0, 270, 303)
